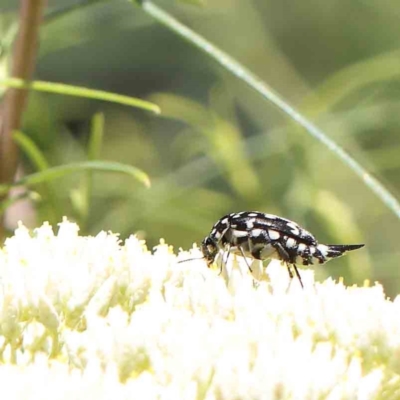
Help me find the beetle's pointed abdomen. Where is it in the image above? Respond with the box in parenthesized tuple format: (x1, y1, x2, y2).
(316, 243, 364, 263)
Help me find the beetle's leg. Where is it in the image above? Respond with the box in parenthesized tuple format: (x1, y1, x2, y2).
(219, 244, 231, 275)
(286, 263, 294, 280)
(238, 246, 253, 273)
(292, 264, 304, 289)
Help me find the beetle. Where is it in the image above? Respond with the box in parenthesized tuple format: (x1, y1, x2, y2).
(199, 211, 364, 288)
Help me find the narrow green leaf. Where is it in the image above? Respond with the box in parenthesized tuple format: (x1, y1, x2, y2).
(88, 112, 105, 161)
(0, 161, 151, 196)
(75, 112, 105, 225)
(12, 130, 59, 222)
(12, 130, 50, 171)
(0, 78, 161, 114)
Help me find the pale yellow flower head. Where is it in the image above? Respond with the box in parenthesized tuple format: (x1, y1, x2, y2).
(0, 219, 398, 399)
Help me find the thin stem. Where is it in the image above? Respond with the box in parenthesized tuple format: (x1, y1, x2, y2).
(0, 0, 47, 241)
(0, 79, 161, 114)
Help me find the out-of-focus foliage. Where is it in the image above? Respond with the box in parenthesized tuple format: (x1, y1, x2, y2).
(1, 0, 400, 295)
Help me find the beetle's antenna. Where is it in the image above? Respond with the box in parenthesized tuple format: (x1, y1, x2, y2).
(178, 256, 204, 264)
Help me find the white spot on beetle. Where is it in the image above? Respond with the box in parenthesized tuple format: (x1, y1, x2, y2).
(287, 222, 300, 235)
(250, 229, 263, 237)
(317, 244, 329, 257)
(268, 229, 280, 240)
(297, 243, 306, 252)
(246, 220, 254, 229)
(286, 237, 296, 248)
(231, 229, 249, 238)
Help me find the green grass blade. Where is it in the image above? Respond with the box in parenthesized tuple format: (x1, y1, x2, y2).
(75, 112, 106, 226)
(12, 130, 59, 221)
(0, 161, 151, 196)
(12, 130, 50, 171)
(135, 0, 400, 220)
(88, 112, 105, 161)
(0, 78, 161, 114)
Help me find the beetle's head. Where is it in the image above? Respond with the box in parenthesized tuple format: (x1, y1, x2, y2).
(201, 236, 219, 267)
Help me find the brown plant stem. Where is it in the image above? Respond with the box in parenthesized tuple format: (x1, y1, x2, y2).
(0, 0, 47, 241)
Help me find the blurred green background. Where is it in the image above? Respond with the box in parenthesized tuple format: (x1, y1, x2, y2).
(1, 0, 400, 295)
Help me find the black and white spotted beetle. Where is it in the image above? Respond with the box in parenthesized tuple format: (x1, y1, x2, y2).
(199, 211, 364, 288)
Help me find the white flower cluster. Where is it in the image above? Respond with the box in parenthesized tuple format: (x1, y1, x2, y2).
(0, 219, 399, 399)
